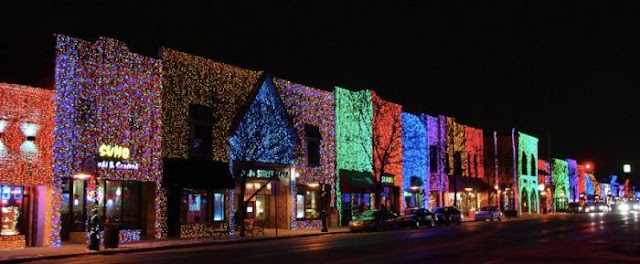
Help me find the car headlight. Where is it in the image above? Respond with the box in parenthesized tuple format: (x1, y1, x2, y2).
(619, 204, 630, 212)
(589, 206, 595, 210)
(598, 206, 605, 210)
(578, 206, 583, 211)
(634, 204, 639, 210)
(350, 221, 363, 226)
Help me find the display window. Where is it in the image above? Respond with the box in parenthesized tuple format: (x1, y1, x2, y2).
(0, 185, 23, 236)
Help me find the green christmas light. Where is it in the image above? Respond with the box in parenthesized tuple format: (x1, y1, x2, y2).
(553, 159, 570, 211)
(517, 132, 539, 214)
(334, 87, 373, 224)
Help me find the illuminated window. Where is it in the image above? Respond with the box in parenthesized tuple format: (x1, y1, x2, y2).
(0, 185, 23, 236)
(296, 194, 304, 219)
(296, 187, 321, 220)
(213, 193, 225, 221)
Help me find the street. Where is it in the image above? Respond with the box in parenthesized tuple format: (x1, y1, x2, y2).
(26, 213, 640, 264)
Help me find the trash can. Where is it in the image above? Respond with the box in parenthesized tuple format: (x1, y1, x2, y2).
(103, 223, 120, 249)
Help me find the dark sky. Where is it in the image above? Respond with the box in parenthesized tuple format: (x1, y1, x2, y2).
(2, 1, 639, 185)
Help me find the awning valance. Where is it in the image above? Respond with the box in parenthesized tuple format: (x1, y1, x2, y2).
(339, 170, 376, 193)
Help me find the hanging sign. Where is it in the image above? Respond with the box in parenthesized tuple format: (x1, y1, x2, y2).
(381, 175, 395, 184)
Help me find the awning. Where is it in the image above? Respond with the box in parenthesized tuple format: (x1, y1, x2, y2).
(339, 170, 376, 193)
(163, 158, 235, 189)
(447, 175, 492, 192)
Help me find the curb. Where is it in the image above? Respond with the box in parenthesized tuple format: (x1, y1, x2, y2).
(4, 231, 351, 263)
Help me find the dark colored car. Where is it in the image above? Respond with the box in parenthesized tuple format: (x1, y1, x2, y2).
(565, 202, 584, 213)
(433, 206, 462, 225)
(397, 208, 435, 229)
(349, 209, 399, 232)
(585, 202, 609, 213)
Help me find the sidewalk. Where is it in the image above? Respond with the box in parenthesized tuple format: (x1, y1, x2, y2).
(0, 227, 350, 263)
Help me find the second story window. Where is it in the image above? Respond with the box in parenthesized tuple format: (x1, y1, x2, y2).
(304, 124, 321, 166)
(429, 146, 438, 173)
(189, 105, 215, 159)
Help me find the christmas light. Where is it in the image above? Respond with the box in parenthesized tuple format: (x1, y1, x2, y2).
(423, 114, 447, 193)
(0, 83, 56, 249)
(160, 48, 262, 162)
(55, 35, 165, 242)
(566, 159, 578, 202)
(465, 127, 484, 179)
(517, 132, 539, 214)
(553, 159, 570, 209)
(371, 92, 403, 211)
(446, 117, 467, 177)
(274, 78, 336, 230)
(401, 112, 428, 208)
(334, 87, 373, 223)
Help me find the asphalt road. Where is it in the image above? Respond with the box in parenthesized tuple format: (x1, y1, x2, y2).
(29, 212, 640, 264)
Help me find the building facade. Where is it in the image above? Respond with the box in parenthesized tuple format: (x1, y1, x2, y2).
(55, 36, 164, 244)
(401, 112, 428, 210)
(274, 78, 336, 229)
(0, 83, 56, 250)
(159, 48, 262, 238)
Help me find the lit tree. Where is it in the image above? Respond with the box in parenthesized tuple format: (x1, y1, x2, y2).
(230, 76, 297, 237)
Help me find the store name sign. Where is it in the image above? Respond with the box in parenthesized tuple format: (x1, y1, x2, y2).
(97, 143, 138, 170)
(99, 144, 131, 160)
(243, 169, 288, 179)
(381, 175, 395, 184)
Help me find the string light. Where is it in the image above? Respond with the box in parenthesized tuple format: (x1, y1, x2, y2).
(334, 87, 373, 224)
(0, 83, 56, 249)
(553, 159, 570, 208)
(160, 48, 262, 162)
(423, 114, 447, 194)
(517, 132, 539, 214)
(371, 92, 403, 211)
(566, 159, 578, 202)
(55, 35, 165, 241)
(274, 78, 336, 230)
(446, 117, 467, 177)
(465, 127, 484, 179)
(401, 112, 428, 208)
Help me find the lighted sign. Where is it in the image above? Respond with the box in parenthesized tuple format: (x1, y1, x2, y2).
(97, 160, 139, 170)
(623, 164, 631, 173)
(97, 144, 138, 170)
(242, 169, 288, 179)
(98, 144, 131, 160)
(381, 175, 395, 184)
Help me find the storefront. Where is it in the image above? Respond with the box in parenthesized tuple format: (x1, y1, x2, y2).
(380, 174, 400, 212)
(163, 159, 234, 238)
(55, 35, 165, 244)
(338, 170, 375, 225)
(234, 168, 291, 229)
(0, 83, 56, 250)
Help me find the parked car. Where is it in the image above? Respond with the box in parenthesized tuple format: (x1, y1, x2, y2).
(565, 202, 584, 213)
(433, 206, 462, 225)
(629, 201, 640, 212)
(349, 209, 399, 232)
(397, 208, 436, 229)
(473, 206, 502, 221)
(584, 202, 609, 213)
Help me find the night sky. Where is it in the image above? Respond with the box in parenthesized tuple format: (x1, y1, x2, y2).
(2, 1, 639, 185)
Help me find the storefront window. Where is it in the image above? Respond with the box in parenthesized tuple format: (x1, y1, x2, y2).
(0, 185, 23, 236)
(296, 194, 304, 219)
(296, 190, 320, 219)
(213, 193, 225, 221)
(71, 180, 86, 231)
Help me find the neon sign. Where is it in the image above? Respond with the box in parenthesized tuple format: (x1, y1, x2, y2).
(382, 175, 395, 184)
(98, 144, 130, 160)
(97, 144, 138, 170)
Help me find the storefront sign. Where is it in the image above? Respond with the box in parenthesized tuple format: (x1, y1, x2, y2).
(99, 144, 131, 160)
(243, 169, 288, 179)
(97, 160, 139, 170)
(381, 175, 395, 184)
(97, 143, 138, 170)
